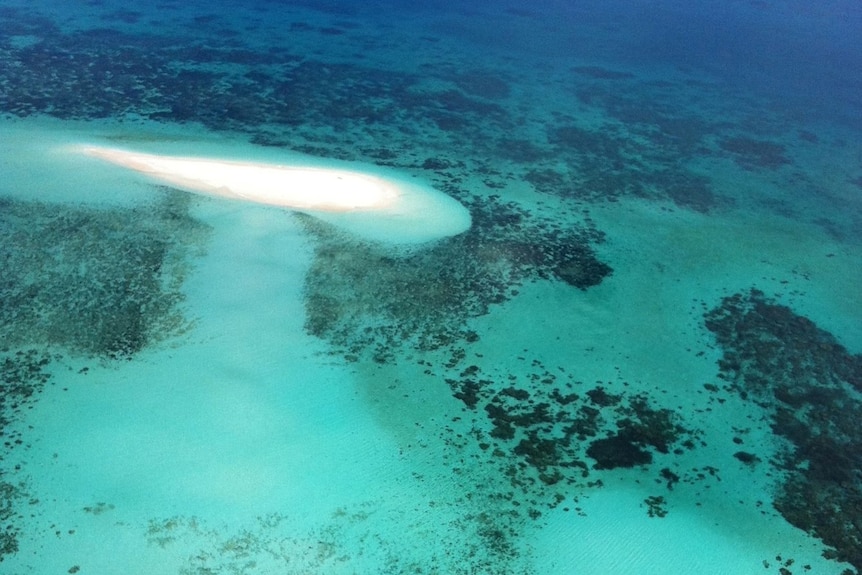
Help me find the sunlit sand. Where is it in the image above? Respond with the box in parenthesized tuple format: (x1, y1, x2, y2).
(78, 146, 471, 244)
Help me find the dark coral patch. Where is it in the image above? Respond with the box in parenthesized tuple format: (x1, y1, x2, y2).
(448, 356, 697, 491)
(732, 451, 760, 465)
(536, 122, 722, 212)
(452, 70, 511, 100)
(0, 190, 207, 562)
(0, 348, 56, 561)
(662, 172, 717, 213)
(0, 191, 208, 359)
(586, 386, 621, 407)
(587, 434, 652, 469)
(302, 194, 611, 362)
(496, 138, 548, 163)
(705, 289, 862, 571)
(718, 137, 791, 170)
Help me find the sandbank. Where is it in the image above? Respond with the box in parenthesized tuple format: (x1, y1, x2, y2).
(77, 145, 471, 244)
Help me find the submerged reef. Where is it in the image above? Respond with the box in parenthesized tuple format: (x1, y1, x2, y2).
(0, 189, 207, 562)
(0, 190, 208, 359)
(448, 360, 698, 491)
(0, 349, 55, 562)
(534, 122, 723, 213)
(143, 505, 533, 575)
(302, 194, 610, 363)
(718, 137, 791, 171)
(301, 190, 705, 524)
(705, 289, 862, 572)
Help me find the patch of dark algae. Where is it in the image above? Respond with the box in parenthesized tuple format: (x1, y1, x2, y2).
(0, 189, 209, 562)
(705, 288, 862, 575)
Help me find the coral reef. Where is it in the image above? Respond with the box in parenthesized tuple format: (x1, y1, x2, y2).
(0, 348, 54, 562)
(0, 189, 207, 562)
(0, 190, 208, 359)
(302, 194, 611, 363)
(705, 289, 862, 572)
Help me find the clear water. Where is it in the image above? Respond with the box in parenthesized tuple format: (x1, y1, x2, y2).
(1, 1, 861, 574)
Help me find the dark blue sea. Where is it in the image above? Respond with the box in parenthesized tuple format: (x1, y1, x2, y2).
(1, 1, 861, 573)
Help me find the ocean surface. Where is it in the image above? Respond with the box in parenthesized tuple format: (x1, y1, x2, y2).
(1, 1, 861, 574)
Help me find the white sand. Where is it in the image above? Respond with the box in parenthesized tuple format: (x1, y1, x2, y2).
(77, 145, 472, 245)
(80, 146, 399, 211)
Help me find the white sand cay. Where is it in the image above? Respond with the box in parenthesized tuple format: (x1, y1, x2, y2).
(77, 145, 471, 245)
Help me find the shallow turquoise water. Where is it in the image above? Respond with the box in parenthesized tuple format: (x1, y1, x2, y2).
(1, 1, 861, 574)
